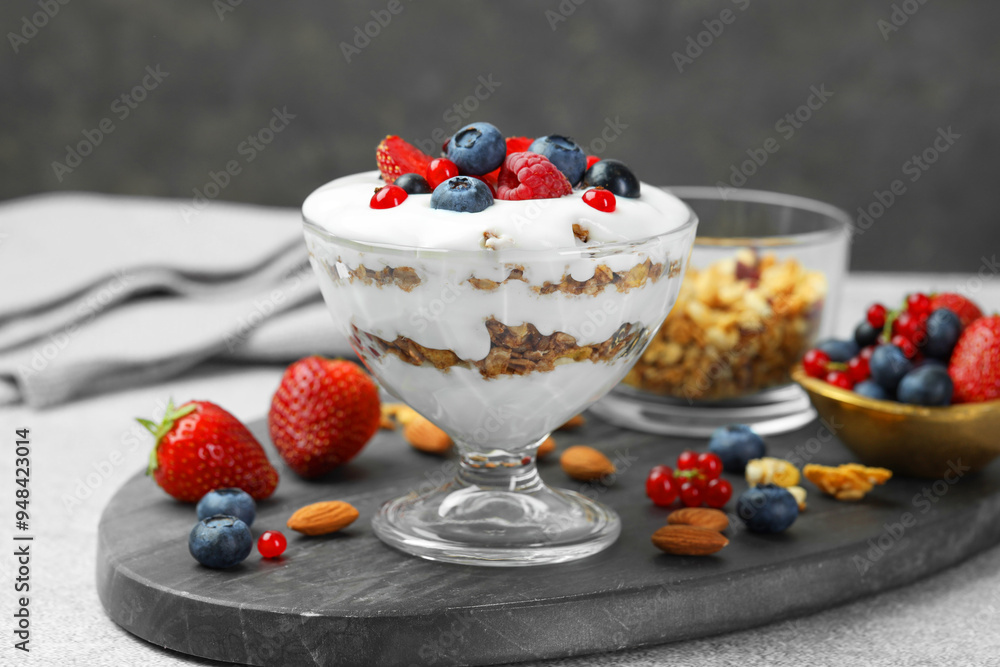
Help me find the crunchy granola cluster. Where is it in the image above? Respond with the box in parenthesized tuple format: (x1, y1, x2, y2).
(623, 250, 827, 401)
(352, 318, 647, 379)
(315, 258, 422, 292)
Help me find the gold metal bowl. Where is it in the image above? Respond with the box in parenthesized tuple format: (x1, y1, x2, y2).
(792, 366, 1000, 478)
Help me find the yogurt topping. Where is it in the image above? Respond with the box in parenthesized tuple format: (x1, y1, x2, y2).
(303, 171, 692, 251)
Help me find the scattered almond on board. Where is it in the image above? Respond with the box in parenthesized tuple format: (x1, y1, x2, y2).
(560, 445, 615, 480)
(666, 507, 730, 533)
(287, 501, 359, 536)
(403, 415, 452, 455)
(557, 414, 586, 431)
(536, 436, 556, 459)
(651, 525, 729, 556)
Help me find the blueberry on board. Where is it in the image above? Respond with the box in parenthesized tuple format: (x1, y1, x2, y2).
(582, 159, 640, 198)
(528, 135, 587, 185)
(707, 424, 767, 473)
(446, 122, 506, 175)
(430, 176, 494, 213)
(854, 380, 890, 401)
(189, 515, 253, 569)
(921, 308, 962, 359)
(869, 344, 913, 392)
(196, 488, 256, 527)
(737, 484, 799, 533)
(854, 321, 880, 348)
(816, 338, 859, 363)
(897, 365, 953, 406)
(394, 173, 432, 195)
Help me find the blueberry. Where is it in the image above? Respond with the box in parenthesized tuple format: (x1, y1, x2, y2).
(737, 484, 799, 533)
(854, 380, 890, 400)
(816, 338, 859, 362)
(869, 344, 913, 392)
(582, 159, 640, 198)
(707, 424, 766, 473)
(189, 515, 253, 569)
(528, 135, 587, 185)
(916, 357, 947, 369)
(430, 176, 494, 213)
(446, 122, 506, 175)
(897, 365, 953, 406)
(854, 321, 880, 348)
(394, 173, 432, 195)
(196, 488, 256, 527)
(921, 308, 962, 359)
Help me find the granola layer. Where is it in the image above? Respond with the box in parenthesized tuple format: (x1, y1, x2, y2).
(352, 318, 647, 379)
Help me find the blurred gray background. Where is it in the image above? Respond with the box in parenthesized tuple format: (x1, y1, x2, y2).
(1, 0, 997, 271)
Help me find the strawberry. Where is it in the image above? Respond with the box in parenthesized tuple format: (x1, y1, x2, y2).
(949, 315, 1000, 403)
(139, 400, 278, 502)
(930, 292, 983, 329)
(496, 152, 573, 201)
(376, 135, 433, 184)
(268, 357, 381, 478)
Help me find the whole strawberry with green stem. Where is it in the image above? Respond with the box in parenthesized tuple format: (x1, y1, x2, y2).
(138, 400, 279, 502)
(268, 357, 381, 478)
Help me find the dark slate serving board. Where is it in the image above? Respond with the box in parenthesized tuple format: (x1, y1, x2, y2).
(97, 415, 1000, 667)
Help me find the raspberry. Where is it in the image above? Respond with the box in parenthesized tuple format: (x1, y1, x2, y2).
(496, 152, 572, 201)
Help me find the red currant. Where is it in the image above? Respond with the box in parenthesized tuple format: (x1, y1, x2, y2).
(645, 465, 673, 497)
(892, 311, 920, 340)
(257, 530, 287, 559)
(369, 185, 408, 209)
(585, 155, 600, 170)
(802, 348, 830, 378)
(825, 370, 854, 390)
(859, 345, 876, 361)
(582, 188, 616, 213)
(695, 452, 723, 480)
(679, 481, 703, 507)
(867, 303, 887, 329)
(704, 478, 733, 509)
(427, 158, 459, 189)
(676, 450, 699, 471)
(906, 292, 931, 317)
(847, 356, 870, 383)
(891, 334, 918, 359)
(648, 476, 679, 507)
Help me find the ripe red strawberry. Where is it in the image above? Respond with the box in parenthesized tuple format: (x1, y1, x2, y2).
(483, 136, 533, 183)
(949, 315, 1000, 403)
(139, 400, 278, 502)
(376, 136, 433, 184)
(496, 152, 573, 201)
(930, 292, 983, 329)
(268, 357, 381, 478)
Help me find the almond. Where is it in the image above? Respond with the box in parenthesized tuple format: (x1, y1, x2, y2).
(287, 500, 359, 536)
(560, 445, 615, 481)
(667, 507, 730, 532)
(403, 415, 452, 455)
(651, 525, 729, 556)
(536, 436, 556, 459)
(558, 414, 586, 431)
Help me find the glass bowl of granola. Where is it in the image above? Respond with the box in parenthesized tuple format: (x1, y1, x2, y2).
(591, 187, 851, 436)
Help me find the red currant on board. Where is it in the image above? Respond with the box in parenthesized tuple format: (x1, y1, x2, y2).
(649, 476, 679, 507)
(847, 356, 870, 383)
(704, 478, 733, 509)
(257, 530, 287, 559)
(582, 188, 616, 212)
(370, 185, 408, 209)
(695, 452, 723, 480)
(906, 292, 931, 317)
(679, 481, 703, 508)
(427, 158, 460, 189)
(802, 349, 830, 378)
(867, 303, 887, 329)
(645, 465, 673, 496)
(825, 370, 853, 390)
(676, 450, 699, 471)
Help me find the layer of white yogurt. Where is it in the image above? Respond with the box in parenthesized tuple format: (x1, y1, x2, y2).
(303, 171, 692, 252)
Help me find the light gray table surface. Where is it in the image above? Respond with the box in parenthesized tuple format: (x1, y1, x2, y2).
(3, 272, 1000, 667)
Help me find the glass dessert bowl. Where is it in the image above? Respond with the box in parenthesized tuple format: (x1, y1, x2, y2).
(302, 170, 697, 566)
